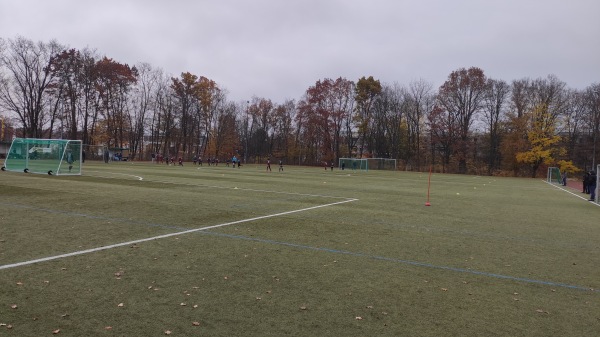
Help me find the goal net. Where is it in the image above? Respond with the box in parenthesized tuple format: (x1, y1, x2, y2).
(546, 167, 562, 184)
(1, 138, 82, 175)
(338, 158, 397, 171)
(339, 158, 368, 171)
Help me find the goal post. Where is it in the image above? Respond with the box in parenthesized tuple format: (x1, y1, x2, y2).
(547, 167, 561, 184)
(1, 138, 82, 175)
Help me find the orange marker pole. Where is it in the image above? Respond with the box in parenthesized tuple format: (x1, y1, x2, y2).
(425, 165, 432, 206)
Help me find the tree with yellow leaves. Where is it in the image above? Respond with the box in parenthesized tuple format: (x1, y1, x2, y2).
(516, 104, 564, 177)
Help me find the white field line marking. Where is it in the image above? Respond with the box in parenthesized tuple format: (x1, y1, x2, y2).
(543, 180, 600, 206)
(86, 170, 143, 180)
(0, 198, 358, 270)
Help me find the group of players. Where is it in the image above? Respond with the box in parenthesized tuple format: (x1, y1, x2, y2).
(152, 153, 286, 171)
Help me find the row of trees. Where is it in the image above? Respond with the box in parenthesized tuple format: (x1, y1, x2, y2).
(1, 36, 599, 177)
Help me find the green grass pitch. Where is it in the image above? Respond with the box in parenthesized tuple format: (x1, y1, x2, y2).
(1, 161, 599, 336)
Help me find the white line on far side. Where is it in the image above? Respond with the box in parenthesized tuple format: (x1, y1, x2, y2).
(0, 198, 358, 270)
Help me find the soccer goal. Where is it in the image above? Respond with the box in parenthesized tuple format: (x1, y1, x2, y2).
(547, 167, 562, 184)
(338, 158, 397, 171)
(1, 138, 82, 175)
(339, 158, 368, 171)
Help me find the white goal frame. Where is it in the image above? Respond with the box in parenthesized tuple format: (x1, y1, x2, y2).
(547, 167, 561, 184)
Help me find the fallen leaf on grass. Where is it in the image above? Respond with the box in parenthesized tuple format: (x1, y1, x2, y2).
(52, 329, 61, 334)
(441, 288, 448, 291)
(535, 309, 550, 314)
(105, 326, 112, 330)
(180, 303, 187, 306)
(164, 330, 172, 335)
(193, 304, 198, 308)
(10, 304, 17, 309)
(355, 316, 363, 320)
(366, 305, 373, 309)
(299, 306, 307, 310)
(192, 322, 200, 326)
(117, 303, 124, 307)
(256, 297, 262, 300)
(16, 282, 23, 286)
(6, 325, 12, 329)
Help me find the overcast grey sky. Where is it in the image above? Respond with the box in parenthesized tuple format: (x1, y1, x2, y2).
(1, 0, 599, 103)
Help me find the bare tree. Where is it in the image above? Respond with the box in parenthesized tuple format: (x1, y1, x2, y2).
(127, 62, 160, 160)
(482, 78, 510, 174)
(437, 67, 487, 173)
(0, 37, 64, 137)
(406, 79, 434, 170)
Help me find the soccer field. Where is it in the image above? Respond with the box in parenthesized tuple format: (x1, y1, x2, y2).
(1, 161, 599, 336)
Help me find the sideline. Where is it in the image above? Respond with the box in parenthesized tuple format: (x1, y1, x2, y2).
(544, 180, 600, 206)
(0, 198, 358, 270)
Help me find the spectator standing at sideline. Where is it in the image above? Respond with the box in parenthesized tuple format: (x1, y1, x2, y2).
(589, 171, 597, 201)
(583, 171, 590, 193)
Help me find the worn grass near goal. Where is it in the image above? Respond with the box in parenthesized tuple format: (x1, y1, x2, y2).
(0, 161, 598, 336)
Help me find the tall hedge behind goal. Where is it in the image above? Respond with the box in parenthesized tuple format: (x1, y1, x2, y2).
(1, 138, 82, 175)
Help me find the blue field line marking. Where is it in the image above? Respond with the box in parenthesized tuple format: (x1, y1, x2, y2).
(1, 201, 597, 293)
(197, 231, 598, 293)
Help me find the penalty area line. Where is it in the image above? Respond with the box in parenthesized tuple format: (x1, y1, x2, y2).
(0, 198, 358, 271)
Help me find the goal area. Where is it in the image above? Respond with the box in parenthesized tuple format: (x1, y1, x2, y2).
(1, 138, 82, 175)
(338, 158, 397, 171)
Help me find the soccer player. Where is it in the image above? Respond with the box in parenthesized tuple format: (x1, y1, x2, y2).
(278, 159, 283, 172)
(66, 149, 74, 172)
(266, 158, 272, 172)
